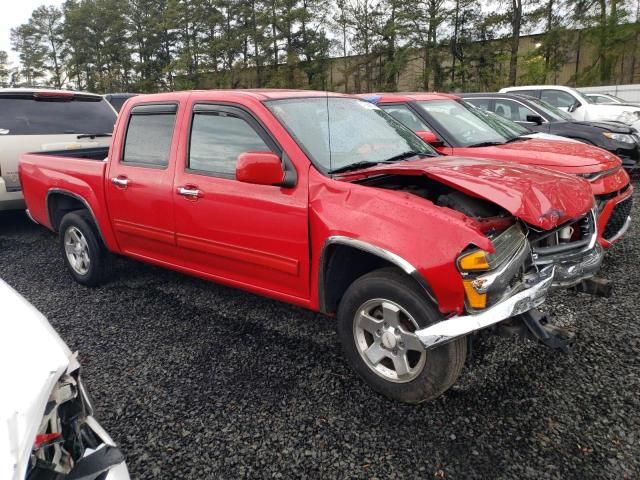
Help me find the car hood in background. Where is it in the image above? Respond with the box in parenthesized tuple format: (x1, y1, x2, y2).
(456, 138, 621, 169)
(570, 120, 637, 134)
(339, 156, 594, 230)
(0, 280, 71, 480)
(522, 132, 583, 143)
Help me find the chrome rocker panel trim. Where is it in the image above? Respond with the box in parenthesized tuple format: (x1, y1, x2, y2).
(414, 266, 555, 350)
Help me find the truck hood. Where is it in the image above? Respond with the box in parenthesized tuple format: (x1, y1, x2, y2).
(0, 280, 71, 480)
(340, 156, 594, 230)
(456, 138, 621, 169)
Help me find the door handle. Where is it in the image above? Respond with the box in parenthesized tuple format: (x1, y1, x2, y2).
(111, 176, 129, 187)
(177, 186, 202, 199)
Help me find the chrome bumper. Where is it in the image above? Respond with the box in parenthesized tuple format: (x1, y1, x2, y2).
(414, 266, 555, 350)
(549, 244, 604, 288)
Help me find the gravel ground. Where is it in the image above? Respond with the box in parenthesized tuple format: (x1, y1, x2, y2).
(1, 201, 639, 479)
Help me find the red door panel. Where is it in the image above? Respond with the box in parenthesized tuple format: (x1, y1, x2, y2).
(173, 103, 309, 300)
(106, 103, 181, 264)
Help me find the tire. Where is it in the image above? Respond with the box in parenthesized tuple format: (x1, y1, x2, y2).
(59, 210, 109, 287)
(337, 267, 467, 404)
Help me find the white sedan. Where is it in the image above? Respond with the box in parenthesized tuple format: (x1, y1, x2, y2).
(0, 279, 130, 480)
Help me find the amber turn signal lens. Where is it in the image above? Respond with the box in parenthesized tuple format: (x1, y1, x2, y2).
(463, 280, 487, 309)
(458, 250, 490, 271)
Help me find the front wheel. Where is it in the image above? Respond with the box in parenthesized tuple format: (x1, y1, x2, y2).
(59, 210, 109, 287)
(337, 268, 467, 403)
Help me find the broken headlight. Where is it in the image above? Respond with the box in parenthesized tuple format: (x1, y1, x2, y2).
(457, 223, 528, 309)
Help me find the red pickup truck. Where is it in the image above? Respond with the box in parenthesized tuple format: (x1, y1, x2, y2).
(20, 90, 601, 403)
(362, 93, 633, 249)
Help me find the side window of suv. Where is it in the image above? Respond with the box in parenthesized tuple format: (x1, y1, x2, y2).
(540, 90, 577, 109)
(188, 106, 271, 177)
(122, 104, 177, 167)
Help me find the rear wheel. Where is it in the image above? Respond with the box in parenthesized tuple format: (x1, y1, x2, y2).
(59, 210, 109, 287)
(337, 268, 467, 403)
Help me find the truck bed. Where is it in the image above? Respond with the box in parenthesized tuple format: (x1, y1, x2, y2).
(19, 150, 109, 232)
(33, 146, 109, 161)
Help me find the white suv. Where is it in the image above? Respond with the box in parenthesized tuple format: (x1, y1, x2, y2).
(499, 85, 640, 130)
(0, 88, 116, 211)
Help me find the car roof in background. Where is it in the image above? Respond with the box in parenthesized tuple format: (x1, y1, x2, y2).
(0, 87, 103, 99)
(357, 92, 460, 104)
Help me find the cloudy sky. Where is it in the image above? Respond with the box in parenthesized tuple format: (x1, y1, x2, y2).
(1, 0, 64, 65)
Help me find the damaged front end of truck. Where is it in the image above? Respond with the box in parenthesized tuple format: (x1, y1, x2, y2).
(321, 156, 605, 354)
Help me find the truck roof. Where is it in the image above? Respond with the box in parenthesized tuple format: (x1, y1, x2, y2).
(124, 89, 350, 104)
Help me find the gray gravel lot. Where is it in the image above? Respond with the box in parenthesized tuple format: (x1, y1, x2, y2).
(1, 202, 639, 479)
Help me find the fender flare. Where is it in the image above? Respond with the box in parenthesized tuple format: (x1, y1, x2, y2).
(46, 188, 107, 245)
(318, 236, 437, 312)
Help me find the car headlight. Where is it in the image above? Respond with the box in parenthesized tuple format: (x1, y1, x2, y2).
(618, 110, 640, 126)
(457, 224, 527, 309)
(602, 132, 636, 144)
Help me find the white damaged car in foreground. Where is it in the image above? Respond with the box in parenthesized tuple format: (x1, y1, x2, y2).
(0, 280, 130, 480)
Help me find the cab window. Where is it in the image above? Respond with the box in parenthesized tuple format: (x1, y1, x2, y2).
(188, 109, 271, 177)
(122, 104, 177, 167)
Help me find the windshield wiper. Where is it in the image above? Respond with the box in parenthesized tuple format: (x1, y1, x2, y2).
(328, 161, 381, 174)
(77, 133, 113, 139)
(383, 150, 422, 162)
(507, 136, 529, 143)
(328, 151, 423, 175)
(466, 141, 506, 147)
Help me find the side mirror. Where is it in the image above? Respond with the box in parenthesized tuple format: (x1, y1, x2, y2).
(236, 151, 285, 186)
(415, 130, 443, 147)
(568, 101, 581, 113)
(525, 114, 544, 125)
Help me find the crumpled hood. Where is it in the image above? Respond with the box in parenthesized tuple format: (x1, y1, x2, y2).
(0, 280, 71, 480)
(341, 156, 594, 230)
(459, 138, 621, 169)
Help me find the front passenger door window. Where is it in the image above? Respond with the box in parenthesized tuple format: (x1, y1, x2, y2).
(188, 111, 271, 177)
(540, 90, 577, 109)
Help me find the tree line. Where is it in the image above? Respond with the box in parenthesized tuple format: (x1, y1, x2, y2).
(0, 0, 638, 93)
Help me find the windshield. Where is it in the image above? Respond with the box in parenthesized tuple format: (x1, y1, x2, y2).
(0, 94, 116, 135)
(526, 97, 573, 121)
(569, 87, 594, 104)
(416, 99, 522, 146)
(267, 97, 435, 173)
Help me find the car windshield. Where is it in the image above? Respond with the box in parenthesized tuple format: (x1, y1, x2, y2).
(267, 97, 435, 173)
(0, 93, 116, 135)
(569, 87, 594, 104)
(526, 97, 573, 121)
(596, 94, 626, 103)
(416, 99, 522, 146)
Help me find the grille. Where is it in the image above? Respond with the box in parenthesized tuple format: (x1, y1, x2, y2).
(603, 196, 633, 240)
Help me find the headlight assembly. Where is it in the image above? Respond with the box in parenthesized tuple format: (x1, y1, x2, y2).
(618, 110, 640, 126)
(603, 132, 636, 144)
(457, 224, 527, 309)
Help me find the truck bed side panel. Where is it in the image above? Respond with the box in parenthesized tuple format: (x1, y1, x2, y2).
(19, 153, 120, 252)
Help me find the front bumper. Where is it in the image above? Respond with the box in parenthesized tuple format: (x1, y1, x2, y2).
(415, 266, 555, 350)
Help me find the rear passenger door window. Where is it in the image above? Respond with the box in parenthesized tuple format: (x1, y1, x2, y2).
(188, 106, 271, 178)
(122, 104, 177, 168)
